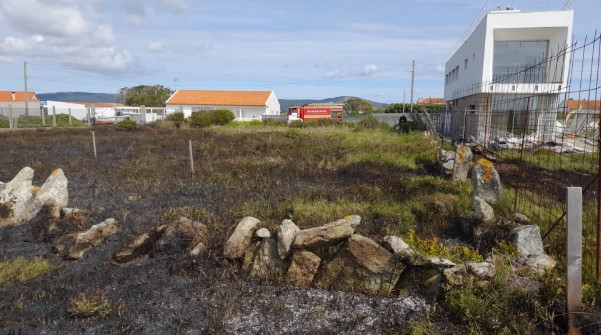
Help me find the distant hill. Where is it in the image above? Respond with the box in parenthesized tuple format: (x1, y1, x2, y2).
(279, 96, 388, 112)
(37, 92, 117, 103)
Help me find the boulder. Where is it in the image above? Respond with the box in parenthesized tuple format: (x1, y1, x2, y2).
(438, 149, 456, 163)
(292, 215, 361, 249)
(0, 167, 35, 227)
(286, 250, 321, 286)
(443, 264, 468, 286)
(514, 254, 557, 276)
(155, 217, 208, 255)
(429, 257, 456, 268)
(452, 145, 473, 181)
(250, 238, 284, 280)
(224, 216, 260, 260)
(441, 160, 455, 176)
(54, 218, 119, 260)
(513, 213, 531, 225)
(382, 235, 415, 258)
(0, 182, 5, 193)
(473, 197, 494, 223)
(114, 225, 167, 263)
(509, 225, 544, 256)
(466, 261, 495, 279)
(472, 159, 502, 204)
(255, 228, 271, 239)
(315, 234, 404, 295)
(32, 169, 69, 219)
(277, 219, 301, 259)
(508, 274, 542, 292)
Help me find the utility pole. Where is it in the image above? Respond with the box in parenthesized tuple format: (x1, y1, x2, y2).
(403, 90, 406, 114)
(410, 60, 415, 116)
(24, 61, 29, 116)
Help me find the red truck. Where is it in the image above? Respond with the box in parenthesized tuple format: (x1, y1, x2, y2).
(288, 104, 343, 123)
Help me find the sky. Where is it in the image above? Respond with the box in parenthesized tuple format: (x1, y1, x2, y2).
(0, 0, 597, 103)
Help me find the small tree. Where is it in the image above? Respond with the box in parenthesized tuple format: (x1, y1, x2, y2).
(115, 119, 137, 131)
(189, 112, 213, 128)
(211, 109, 235, 125)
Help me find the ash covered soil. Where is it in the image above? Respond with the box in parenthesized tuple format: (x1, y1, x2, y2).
(0, 127, 433, 334)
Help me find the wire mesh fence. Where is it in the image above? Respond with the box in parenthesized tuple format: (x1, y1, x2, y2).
(431, 32, 601, 283)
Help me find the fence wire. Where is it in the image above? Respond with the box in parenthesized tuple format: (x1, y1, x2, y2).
(432, 32, 601, 283)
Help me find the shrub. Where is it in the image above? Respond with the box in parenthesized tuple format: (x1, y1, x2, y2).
(356, 117, 381, 130)
(262, 118, 286, 126)
(190, 111, 213, 128)
(114, 119, 137, 131)
(167, 111, 185, 123)
(211, 109, 235, 125)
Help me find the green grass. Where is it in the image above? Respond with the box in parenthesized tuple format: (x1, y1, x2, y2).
(68, 292, 112, 319)
(0, 257, 52, 285)
(499, 149, 597, 174)
(2, 114, 88, 128)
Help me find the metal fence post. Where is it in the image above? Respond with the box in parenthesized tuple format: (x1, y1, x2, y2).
(567, 187, 583, 335)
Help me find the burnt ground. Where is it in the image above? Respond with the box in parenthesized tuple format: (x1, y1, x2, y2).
(0, 127, 435, 335)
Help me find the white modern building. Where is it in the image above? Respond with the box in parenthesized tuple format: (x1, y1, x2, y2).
(43, 101, 88, 120)
(165, 90, 281, 121)
(443, 8, 574, 142)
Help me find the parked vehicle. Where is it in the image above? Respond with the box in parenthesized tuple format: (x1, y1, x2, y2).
(288, 105, 343, 123)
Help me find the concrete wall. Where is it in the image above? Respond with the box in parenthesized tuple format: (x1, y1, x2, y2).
(166, 104, 269, 121)
(0, 101, 42, 117)
(44, 101, 87, 120)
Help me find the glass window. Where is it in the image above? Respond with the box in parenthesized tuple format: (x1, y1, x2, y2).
(493, 40, 549, 83)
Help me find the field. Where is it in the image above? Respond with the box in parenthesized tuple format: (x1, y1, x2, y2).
(0, 123, 598, 334)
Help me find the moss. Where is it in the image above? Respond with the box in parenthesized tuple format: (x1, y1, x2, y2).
(68, 292, 112, 319)
(0, 257, 52, 285)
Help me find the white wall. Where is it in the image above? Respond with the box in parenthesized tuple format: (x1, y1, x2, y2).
(265, 92, 281, 115)
(0, 101, 42, 117)
(165, 104, 268, 121)
(44, 101, 87, 120)
(445, 10, 573, 101)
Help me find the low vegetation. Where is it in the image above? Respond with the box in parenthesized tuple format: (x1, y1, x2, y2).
(0, 257, 52, 285)
(67, 292, 113, 320)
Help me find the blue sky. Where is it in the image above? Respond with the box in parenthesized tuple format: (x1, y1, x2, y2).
(0, 0, 596, 103)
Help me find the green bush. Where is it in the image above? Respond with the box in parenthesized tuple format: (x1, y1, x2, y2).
(114, 119, 137, 131)
(356, 117, 381, 130)
(262, 118, 286, 126)
(211, 109, 235, 125)
(167, 112, 185, 123)
(309, 118, 338, 127)
(190, 109, 235, 128)
(189, 111, 213, 128)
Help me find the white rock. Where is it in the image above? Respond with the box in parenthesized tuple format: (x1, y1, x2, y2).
(509, 225, 545, 256)
(0, 167, 35, 226)
(224, 216, 261, 260)
(429, 257, 456, 268)
(473, 197, 494, 223)
(466, 261, 495, 279)
(255, 228, 271, 239)
(382, 235, 415, 257)
(34, 168, 69, 218)
(277, 219, 300, 259)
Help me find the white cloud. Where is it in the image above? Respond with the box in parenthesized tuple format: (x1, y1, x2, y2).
(148, 42, 165, 52)
(362, 64, 378, 75)
(0, 0, 88, 37)
(161, 0, 188, 12)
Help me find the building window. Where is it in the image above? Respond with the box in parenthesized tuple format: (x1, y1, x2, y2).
(464, 58, 468, 70)
(493, 40, 549, 83)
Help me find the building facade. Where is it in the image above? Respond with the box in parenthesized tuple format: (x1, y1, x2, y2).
(0, 91, 41, 117)
(443, 9, 573, 143)
(165, 90, 280, 121)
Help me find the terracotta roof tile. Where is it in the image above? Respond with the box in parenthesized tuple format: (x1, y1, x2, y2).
(166, 90, 271, 107)
(0, 91, 37, 102)
(565, 100, 601, 111)
(70, 102, 123, 108)
(417, 98, 445, 105)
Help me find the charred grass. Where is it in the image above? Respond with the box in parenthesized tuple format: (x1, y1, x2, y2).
(0, 125, 477, 333)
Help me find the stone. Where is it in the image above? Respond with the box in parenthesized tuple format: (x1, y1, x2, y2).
(54, 218, 119, 260)
(514, 254, 557, 276)
(397, 265, 443, 297)
(473, 197, 494, 223)
(315, 234, 404, 295)
(509, 225, 545, 256)
(508, 275, 542, 292)
(32, 168, 69, 219)
(472, 159, 502, 204)
(189, 242, 208, 256)
(513, 213, 531, 225)
(382, 235, 415, 257)
(292, 215, 361, 249)
(0, 182, 5, 193)
(0, 167, 35, 226)
(250, 238, 284, 280)
(286, 250, 321, 286)
(466, 261, 495, 279)
(452, 145, 473, 181)
(438, 149, 456, 163)
(255, 228, 271, 239)
(156, 217, 208, 255)
(443, 264, 468, 286)
(441, 160, 455, 176)
(277, 219, 301, 259)
(113, 225, 167, 263)
(429, 257, 456, 268)
(62, 208, 82, 217)
(242, 241, 260, 272)
(224, 216, 260, 260)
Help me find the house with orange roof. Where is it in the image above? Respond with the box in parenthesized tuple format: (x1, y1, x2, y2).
(0, 91, 41, 117)
(165, 90, 280, 121)
(417, 97, 445, 105)
(559, 99, 601, 114)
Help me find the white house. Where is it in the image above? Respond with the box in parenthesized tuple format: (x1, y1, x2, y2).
(0, 91, 41, 117)
(165, 90, 281, 121)
(444, 8, 573, 142)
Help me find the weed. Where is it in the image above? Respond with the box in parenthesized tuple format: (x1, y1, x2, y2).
(404, 230, 483, 263)
(67, 292, 112, 319)
(0, 257, 52, 285)
(115, 119, 137, 131)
